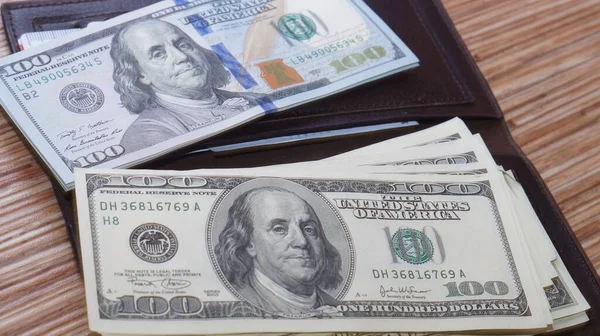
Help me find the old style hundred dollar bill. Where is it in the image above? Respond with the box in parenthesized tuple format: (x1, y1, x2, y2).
(0, 0, 418, 191)
(74, 168, 549, 335)
(181, 167, 589, 326)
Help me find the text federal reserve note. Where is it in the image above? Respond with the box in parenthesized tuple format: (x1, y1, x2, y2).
(0, 0, 418, 191)
(75, 168, 546, 335)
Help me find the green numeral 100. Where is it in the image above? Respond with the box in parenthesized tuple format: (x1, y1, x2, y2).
(119, 295, 203, 316)
(443, 281, 510, 297)
(330, 46, 387, 73)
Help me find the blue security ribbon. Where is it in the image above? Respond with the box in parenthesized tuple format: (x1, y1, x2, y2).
(256, 96, 277, 114)
(173, 0, 213, 35)
(210, 43, 258, 90)
(188, 14, 213, 36)
(211, 43, 276, 112)
(172, 0, 274, 112)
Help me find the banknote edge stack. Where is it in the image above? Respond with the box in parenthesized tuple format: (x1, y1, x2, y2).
(73, 117, 591, 335)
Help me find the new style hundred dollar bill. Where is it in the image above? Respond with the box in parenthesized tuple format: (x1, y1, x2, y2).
(75, 168, 547, 335)
(0, 0, 418, 191)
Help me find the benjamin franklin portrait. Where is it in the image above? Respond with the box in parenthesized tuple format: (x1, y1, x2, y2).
(110, 19, 264, 153)
(212, 181, 352, 316)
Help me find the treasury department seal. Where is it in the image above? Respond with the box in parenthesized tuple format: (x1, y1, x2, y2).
(59, 82, 104, 114)
(392, 228, 434, 265)
(130, 223, 178, 263)
(278, 13, 317, 41)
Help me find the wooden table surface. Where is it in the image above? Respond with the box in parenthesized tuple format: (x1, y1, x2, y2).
(0, 0, 599, 334)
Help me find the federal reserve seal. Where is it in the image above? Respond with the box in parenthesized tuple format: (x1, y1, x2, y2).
(59, 82, 104, 114)
(130, 223, 178, 263)
(278, 13, 317, 41)
(392, 228, 434, 264)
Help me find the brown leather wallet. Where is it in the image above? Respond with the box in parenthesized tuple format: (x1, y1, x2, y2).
(2, 1, 599, 334)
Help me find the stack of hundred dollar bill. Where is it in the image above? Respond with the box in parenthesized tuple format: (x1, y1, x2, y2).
(74, 118, 590, 335)
(0, 0, 418, 192)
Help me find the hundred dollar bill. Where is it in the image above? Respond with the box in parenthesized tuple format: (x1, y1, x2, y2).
(75, 168, 548, 335)
(0, 0, 418, 191)
(95, 128, 590, 334)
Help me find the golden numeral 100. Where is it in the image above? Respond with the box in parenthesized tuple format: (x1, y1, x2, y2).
(330, 46, 387, 73)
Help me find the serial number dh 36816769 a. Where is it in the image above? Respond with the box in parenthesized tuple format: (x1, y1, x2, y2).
(372, 269, 467, 280)
(99, 201, 202, 212)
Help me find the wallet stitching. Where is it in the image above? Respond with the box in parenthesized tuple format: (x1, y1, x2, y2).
(431, 0, 504, 119)
(408, 0, 471, 102)
(5, 10, 17, 48)
(293, 96, 466, 115)
(271, 100, 469, 121)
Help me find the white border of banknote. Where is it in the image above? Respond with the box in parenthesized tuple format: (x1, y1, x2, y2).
(0, 0, 419, 191)
(77, 170, 548, 334)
